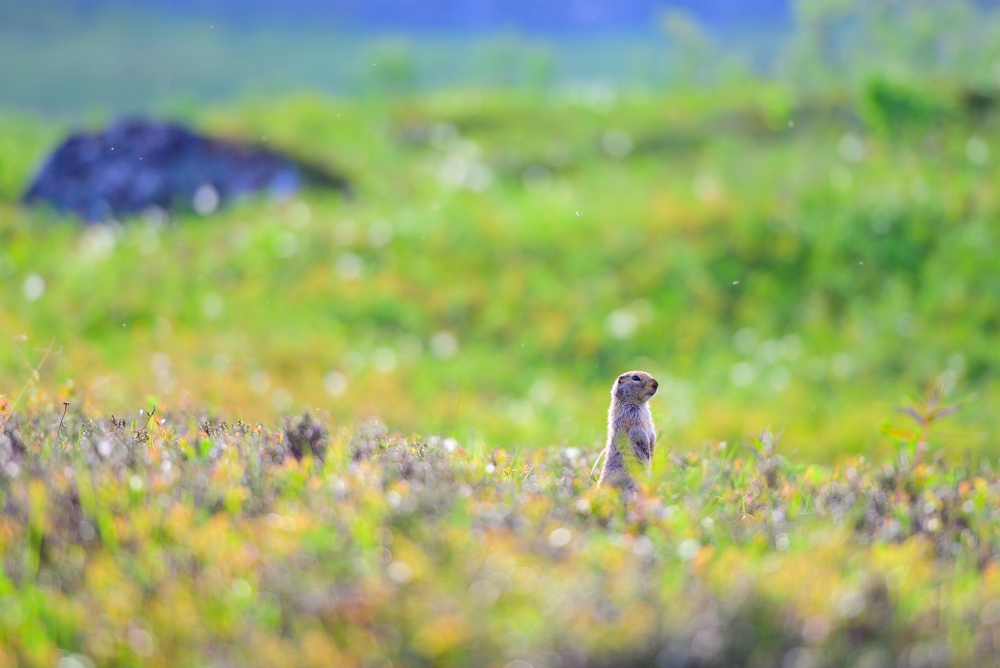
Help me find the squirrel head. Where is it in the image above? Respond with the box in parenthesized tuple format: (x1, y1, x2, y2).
(612, 370, 659, 404)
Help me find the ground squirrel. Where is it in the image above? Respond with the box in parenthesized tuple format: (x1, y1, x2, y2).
(597, 370, 659, 493)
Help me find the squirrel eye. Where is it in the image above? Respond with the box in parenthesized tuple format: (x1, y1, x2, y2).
(631, 375, 640, 381)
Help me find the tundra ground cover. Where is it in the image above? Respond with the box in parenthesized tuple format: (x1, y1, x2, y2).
(1, 83, 999, 458)
(2, 403, 1000, 667)
(3, 5, 1000, 660)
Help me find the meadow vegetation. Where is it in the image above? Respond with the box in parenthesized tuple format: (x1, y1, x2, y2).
(2, 77, 999, 458)
(3, 2, 1000, 664)
(3, 402, 1000, 667)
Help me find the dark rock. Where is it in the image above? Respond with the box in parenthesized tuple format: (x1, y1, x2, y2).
(22, 119, 349, 222)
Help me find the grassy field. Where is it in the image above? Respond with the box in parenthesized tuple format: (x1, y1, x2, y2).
(3, 25, 1000, 663)
(1, 404, 1000, 667)
(1, 83, 999, 459)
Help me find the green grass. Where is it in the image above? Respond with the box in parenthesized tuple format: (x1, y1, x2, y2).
(2, 26, 1000, 667)
(1, 85, 999, 459)
(1, 404, 999, 667)
(3, 4, 1000, 664)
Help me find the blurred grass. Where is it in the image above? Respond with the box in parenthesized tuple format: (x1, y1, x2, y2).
(1, 405, 1000, 667)
(1, 83, 999, 459)
(2, 2, 1000, 664)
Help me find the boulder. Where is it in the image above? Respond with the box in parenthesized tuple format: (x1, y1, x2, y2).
(22, 119, 348, 222)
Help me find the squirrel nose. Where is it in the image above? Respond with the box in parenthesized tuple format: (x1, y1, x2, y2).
(652, 380, 659, 389)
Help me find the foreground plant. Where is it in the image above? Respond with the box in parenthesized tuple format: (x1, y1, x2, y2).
(1, 403, 1000, 667)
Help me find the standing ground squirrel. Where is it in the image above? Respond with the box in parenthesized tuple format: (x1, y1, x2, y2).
(598, 370, 659, 493)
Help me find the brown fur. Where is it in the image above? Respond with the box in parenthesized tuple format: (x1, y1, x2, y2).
(597, 370, 658, 493)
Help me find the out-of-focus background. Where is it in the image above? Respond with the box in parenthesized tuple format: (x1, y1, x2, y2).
(4, 0, 789, 110)
(2, 0, 999, 458)
(7, 7, 1000, 666)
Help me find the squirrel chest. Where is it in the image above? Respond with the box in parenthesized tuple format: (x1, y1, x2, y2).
(598, 370, 659, 491)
